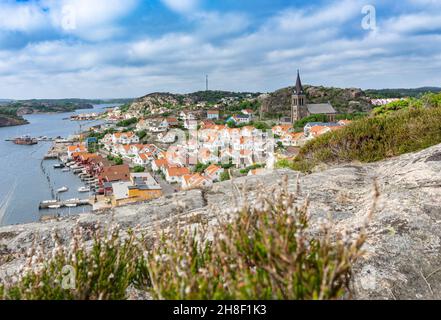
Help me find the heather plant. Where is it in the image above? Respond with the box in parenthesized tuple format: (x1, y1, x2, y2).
(1, 177, 376, 300)
(280, 102, 441, 172)
(0, 224, 149, 300)
(147, 177, 374, 300)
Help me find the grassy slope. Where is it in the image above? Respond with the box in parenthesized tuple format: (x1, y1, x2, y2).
(281, 99, 441, 172)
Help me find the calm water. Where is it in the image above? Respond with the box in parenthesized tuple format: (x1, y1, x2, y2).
(0, 104, 118, 226)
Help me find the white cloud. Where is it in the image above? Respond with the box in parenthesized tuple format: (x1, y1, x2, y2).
(0, 1, 47, 32)
(0, 0, 139, 40)
(1, 0, 441, 98)
(161, 0, 200, 14)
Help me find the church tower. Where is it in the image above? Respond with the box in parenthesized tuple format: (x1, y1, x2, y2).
(291, 70, 307, 123)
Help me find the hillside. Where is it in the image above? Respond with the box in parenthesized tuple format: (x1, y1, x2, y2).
(366, 87, 441, 99)
(260, 85, 372, 118)
(126, 90, 259, 116)
(1, 144, 441, 299)
(0, 100, 96, 127)
(281, 92, 441, 172)
(0, 114, 28, 127)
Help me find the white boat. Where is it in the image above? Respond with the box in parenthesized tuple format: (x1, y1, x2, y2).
(78, 187, 91, 193)
(66, 198, 79, 203)
(65, 203, 77, 208)
(62, 168, 70, 172)
(42, 200, 57, 204)
(48, 205, 61, 209)
(56, 186, 69, 193)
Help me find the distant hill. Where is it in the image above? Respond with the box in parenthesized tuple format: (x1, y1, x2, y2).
(126, 91, 260, 116)
(365, 87, 441, 99)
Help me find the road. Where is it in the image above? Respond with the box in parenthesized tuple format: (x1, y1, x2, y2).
(151, 170, 179, 195)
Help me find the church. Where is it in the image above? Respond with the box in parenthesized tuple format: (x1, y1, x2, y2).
(291, 71, 336, 123)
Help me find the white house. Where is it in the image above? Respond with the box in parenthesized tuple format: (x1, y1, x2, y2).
(184, 120, 198, 130)
(133, 153, 152, 166)
(112, 132, 139, 145)
(181, 173, 213, 190)
(227, 114, 251, 125)
(165, 166, 190, 184)
(179, 111, 197, 121)
(206, 110, 220, 120)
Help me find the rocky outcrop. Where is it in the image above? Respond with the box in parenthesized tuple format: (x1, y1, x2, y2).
(0, 115, 28, 127)
(1, 144, 441, 299)
(260, 85, 373, 116)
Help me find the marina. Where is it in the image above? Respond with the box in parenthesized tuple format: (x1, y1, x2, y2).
(0, 104, 118, 226)
(39, 198, 90, 210)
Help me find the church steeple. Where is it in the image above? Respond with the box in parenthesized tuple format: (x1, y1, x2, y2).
(294, 69, 304, 94)
(291, 69, 306, 123)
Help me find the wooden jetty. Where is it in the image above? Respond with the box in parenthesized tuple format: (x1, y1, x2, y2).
(39, 199, 91, 210)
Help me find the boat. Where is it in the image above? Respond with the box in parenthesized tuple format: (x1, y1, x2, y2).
(12, 135, 38, 145)
(42, 200, 57, 204)
(48, 205, 61, 209)
(65, 203, 77, 208)
(53, 163, 65, 169)
(78, 186, 91, 193)
(56, 186, 69, 193)
(62, 168, 70, 172)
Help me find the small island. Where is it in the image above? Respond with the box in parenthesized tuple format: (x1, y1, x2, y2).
(0, 99, 94, 128)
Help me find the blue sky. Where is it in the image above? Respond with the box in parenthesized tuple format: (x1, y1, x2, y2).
(0, 0, 440, 99)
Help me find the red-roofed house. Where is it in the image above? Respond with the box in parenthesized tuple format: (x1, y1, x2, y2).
(204, 164, 224, 182)
(165, 166, 190, 183)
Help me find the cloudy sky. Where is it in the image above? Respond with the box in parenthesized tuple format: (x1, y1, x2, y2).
(0, 0, 440, 99)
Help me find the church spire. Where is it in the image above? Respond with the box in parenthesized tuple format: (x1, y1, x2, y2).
(295, 69, 303, 94)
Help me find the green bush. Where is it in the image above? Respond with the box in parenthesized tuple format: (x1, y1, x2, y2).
(133, 165, 145, 173)
(114, 157, 123, 165)
(117, 117, 138, 127)
(281, 100, 441, 172)
(194, 162, 211, 173)
(136, 130, 147, 140)
(220, 171, 230, 181)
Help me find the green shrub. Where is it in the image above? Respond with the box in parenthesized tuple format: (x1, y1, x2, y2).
(282, 99, 441, 172)
(117, 117, 138, 127)
(220, 171, 230, 181)
(136, 130, 147, 140)
(114, 157, 123, 165)
(133, 166, 145, 173)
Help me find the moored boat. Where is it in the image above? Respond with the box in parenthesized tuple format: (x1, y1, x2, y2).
(48, 205, 61, 209)
(12, 135, 38, 145)
(56, 186, 69, 193)
(78, 186, 91, 193)
(42, 200, 57, 204)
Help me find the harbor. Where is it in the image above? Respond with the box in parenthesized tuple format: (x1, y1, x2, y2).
(0, 104, 117, 226)
(39, 198, 91, 210)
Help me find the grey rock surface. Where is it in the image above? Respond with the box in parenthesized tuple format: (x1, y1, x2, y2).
(1, 144, 441, 299)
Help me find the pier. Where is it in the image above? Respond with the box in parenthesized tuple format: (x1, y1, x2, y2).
(39, 199, 91, 210)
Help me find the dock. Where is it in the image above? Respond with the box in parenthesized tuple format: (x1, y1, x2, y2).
(39, 199, 91, 210)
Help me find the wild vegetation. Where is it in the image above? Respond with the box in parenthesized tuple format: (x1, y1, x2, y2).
(0, 178, 371, 300)
(366, 87, 441, 99)
(280, 92, 441, 172)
